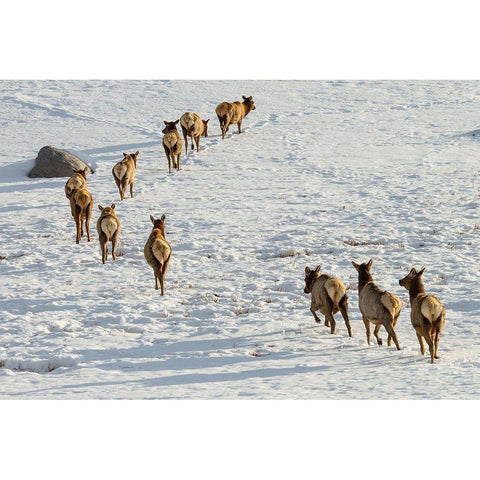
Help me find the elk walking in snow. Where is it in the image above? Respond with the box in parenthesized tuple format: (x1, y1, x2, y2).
(65, 167, 88, 200)
(399, 267, 446, 363)
(162, 120, 183, 173)
(352, 259, 402, 350)
(112, 151, 139, 200)
(70, 186, 93, 244)
(304, 265, 352, 337)
(144, 214, 172, 295)
(215, 96, 256, 139)
(96, 204, 121, 264)
(180, 112, 209, 154)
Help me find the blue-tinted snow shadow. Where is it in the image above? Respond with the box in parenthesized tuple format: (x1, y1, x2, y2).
(78, 140, 161, 156)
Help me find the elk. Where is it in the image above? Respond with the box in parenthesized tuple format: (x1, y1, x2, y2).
(144, 214, 172, 295)
(112, 151, 139, 200)
(65, 167, 88, 200)
(304, 265, 352, 337)
(352, 259, 402, 350)
(96, 204, 121, 264)
(399, 267, 446, 364)
(215, 95, 256, 139)
(180, 112, 209, 154)
(70, 186, 93, 244)
(162, 120, 183, 173)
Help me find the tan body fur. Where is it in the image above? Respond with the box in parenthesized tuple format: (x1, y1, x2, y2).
(70, 186, 93, 244)
(304, 265, 352, 337)
(180, 112, 209, 154)
(215, 96, 256, 139)
(352, 259, 402, 350)
(144, 214, 172, 295)
(112, 151, 139, 200)
(65, 168, 88, 200)
(399, 267, 446, 363)
(96, 204, 121, 264)
(162, 121, 183, 173)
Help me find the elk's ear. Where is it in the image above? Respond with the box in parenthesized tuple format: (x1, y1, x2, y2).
(367, 258, 374, 269)
(164, 120, 169, 125)
(417, 267, 426, 277)
(174, 119, 179, 125)
(242, 95, 247, 100)
(409, 267, 418, 276)
(98, 205, 104, 211)
(160, 214, 166, 222)
(150, 215, 155, 224)
(134, 150, 139, 157)
(351, 261, 360, 271)
(314, 265, 321, 274)
(205, 119, 210, 123)
(305, 266, 311, 275)
(111, 203, 116, 210)
(249, 96, 253, 101)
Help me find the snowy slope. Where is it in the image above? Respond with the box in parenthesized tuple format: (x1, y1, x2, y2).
(0, 80, 479, 398)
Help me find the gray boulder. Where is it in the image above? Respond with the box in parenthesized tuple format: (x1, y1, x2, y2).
(28, 146, 94, 178)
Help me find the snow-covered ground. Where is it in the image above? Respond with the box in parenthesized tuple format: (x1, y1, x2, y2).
(1, 80, 479, 398)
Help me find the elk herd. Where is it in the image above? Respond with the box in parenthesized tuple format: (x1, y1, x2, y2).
(304, 260, 446, 363)
(63, 94, 446, 364)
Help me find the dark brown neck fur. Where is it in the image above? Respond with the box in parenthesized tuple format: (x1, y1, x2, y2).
(357, 270, 373, 290)
(409, 276, 425, 300)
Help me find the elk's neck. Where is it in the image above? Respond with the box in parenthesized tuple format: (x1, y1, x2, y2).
(243, 103, 253, 116)
(357, 272, 373, 291)
(409, 279, 425, 300)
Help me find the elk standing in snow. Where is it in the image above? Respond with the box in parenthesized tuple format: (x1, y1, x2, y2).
(352, 259, 402, 350)
(70, 186, 93, 244)
(399, 267, 446, 363)
(65, 167, 88, 200)
(180, 112, 209, 154)
(144, 214, 172, 294)
(96, 204, 121, 264)
(162, 120, 183, 173)
(215, 95, 256, 139)
(112, 151, 139, 200)
(304, 265, 352, 337)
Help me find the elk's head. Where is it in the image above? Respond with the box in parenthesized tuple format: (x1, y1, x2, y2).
(242, 95, 256, 111)
(162, 120, 179, 134)
(123, 150, 140, 165)
(399, 267, 425, 290)
(304, 265, 321, 294)
(202, 119, 210, 137)
(150, 214, 166, 234)
(98, 204, 116, 216)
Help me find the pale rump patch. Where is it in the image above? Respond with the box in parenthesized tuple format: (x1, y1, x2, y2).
(420, 296, 443, 322)
(152, 238, 171, 263)
(180, 112, 196, 131)
(164, 132, 179, 149)
(325, 278, 345, 307)
(101, 217, 118, 238)
(113, 162, 127, 180)
(380, 292, 401, 316)
(66, 176, 84, 193)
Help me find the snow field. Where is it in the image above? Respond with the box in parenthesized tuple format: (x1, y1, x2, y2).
(0, 80, 479, 398)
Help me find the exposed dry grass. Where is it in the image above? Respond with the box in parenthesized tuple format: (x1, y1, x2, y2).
(273, 249, 310, 258)
(343, 240, 385, 247)
(248, 350, 270, 357)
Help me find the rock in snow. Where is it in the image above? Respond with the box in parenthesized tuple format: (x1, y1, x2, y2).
(27, 145, 94, 178)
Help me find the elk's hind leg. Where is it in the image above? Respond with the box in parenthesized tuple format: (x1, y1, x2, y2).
(362, 316, 371, 346)
(339, 296, 353, 337)
(373, 324, 383, 345)
(383, 317, 400, 350)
